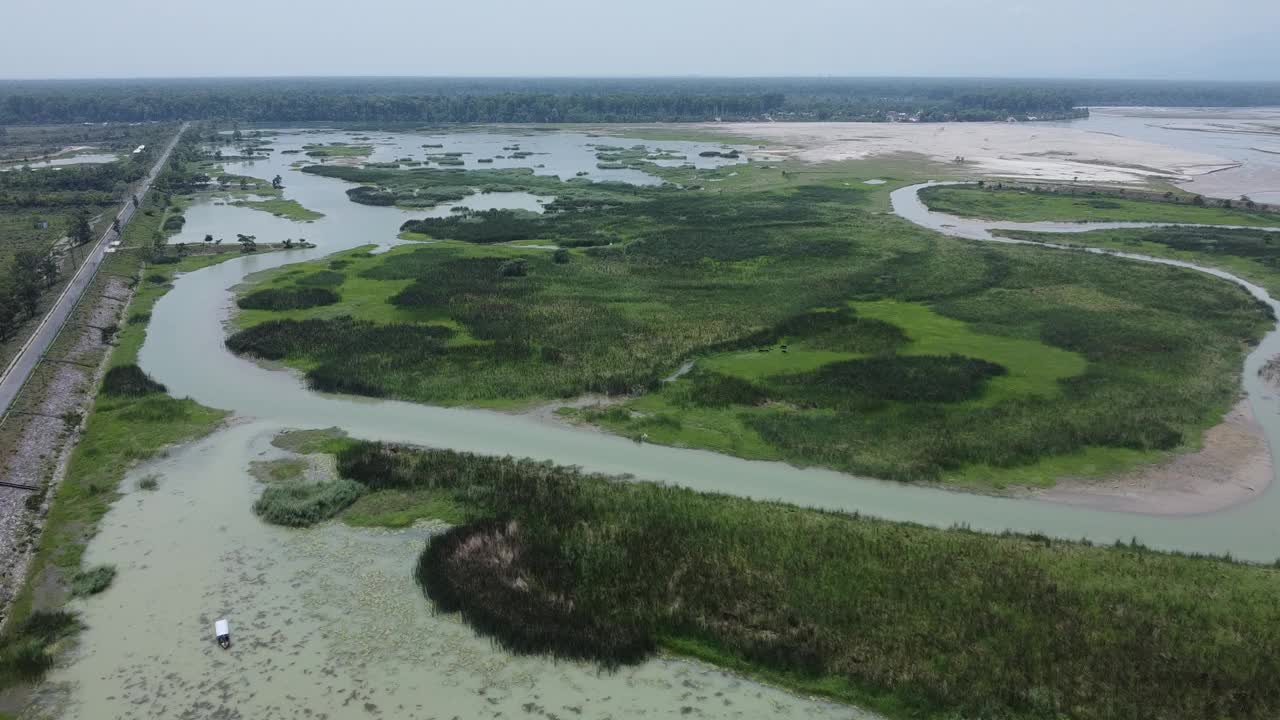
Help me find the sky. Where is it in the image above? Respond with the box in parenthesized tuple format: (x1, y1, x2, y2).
(2, 0, 1278, 81)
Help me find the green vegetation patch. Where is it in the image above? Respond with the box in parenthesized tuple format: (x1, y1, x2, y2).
(237, 287, 340, 311)
(336, 441, 1280, 720)
(69, 564, 116, 597)
(231, 198, 324, 221)
(0, 611, 80, 685)
(100, 364, 167, 396)
(921, 184, 1280, 226)
(302, 142, 373, 158)
(271, 427, 351, 455)
(249, 458, 309, 484)
(252, 479, 365, 527)
(1000, 225, 1280, 297)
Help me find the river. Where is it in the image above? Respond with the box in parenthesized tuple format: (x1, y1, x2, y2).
(33, 126, 1280, 719)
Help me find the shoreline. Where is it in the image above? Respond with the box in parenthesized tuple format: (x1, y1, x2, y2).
(1036, 399, 1272, 516)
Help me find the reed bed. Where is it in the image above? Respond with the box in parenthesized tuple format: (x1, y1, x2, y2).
(236, 286, 340, 311)
(252, 479, 365, 527)
(336, 441, 1280, 720)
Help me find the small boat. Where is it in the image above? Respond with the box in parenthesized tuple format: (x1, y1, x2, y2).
(214, 619, 231, 649)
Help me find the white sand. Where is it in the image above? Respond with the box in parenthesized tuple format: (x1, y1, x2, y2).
(713, 121, 1237, 184)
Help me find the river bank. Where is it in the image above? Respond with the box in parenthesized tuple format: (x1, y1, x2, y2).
(1037, 399, 1273, 515)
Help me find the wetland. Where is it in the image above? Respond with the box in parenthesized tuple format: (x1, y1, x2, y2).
(12, 120, 1280, 720)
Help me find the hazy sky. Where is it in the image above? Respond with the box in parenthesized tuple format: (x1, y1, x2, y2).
(3, 0, 1277, 80)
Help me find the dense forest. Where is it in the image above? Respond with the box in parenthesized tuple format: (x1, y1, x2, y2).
(1, 77, 1277, 125)
(0, 77, 1100, 123)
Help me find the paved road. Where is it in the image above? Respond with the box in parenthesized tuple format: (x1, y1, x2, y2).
(0, 123, 187, 417)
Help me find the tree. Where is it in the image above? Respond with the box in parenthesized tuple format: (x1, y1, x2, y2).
(38, 253, 60, 288)
(12, 250, 43, 318)
(552, 248, 570, 264)
(112, 217, 121, 234)
(272, 174, 283, 189)
(236, 233, 257, 253)
(0, 291, 17, 341)
(176, 242, 189, 257)
(132, 194, 140, 207)
(204, 233, 214, 244)
(282, 238, 294, 249)
(70, 212, 93, 246)
(239, 178, 249, 191)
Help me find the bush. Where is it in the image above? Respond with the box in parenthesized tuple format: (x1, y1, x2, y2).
(101, 365, 167, 396)
(0, 611, 79, 684)
(252, 479, 366, 527)
(127, 311, 151, 325)
(71, 564, 116, 597)
(552, 248, 570, 264)
(237, 287, 340, 311)
(498, 259, 528, 278)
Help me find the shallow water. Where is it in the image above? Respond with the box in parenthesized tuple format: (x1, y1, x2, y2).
(1061, 108, 1280, 204)
(0, 153, 120, 171)
(33, 423, 865, 719)
(290, 128, 747, 186)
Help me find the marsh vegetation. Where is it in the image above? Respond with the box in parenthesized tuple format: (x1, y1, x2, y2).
(331, 440, 1280, 720)
(920, 184, 1280, 226)
(227, 164, 1270, 485)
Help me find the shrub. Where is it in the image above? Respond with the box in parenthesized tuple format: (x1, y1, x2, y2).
(71, 564, 116, 597)
(498, 259, 528, 278)
(127, 311, 151, 325)
(252, 479, 365, 527)
(101, 365, 167, 396)
(237, 287, 340, 311)
(0, 611, 80, 684)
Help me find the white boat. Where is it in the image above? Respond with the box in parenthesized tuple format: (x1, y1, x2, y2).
(214, 618, 231, 649)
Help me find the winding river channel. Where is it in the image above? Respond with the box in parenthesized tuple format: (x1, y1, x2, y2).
(35, 129, 1280, 719)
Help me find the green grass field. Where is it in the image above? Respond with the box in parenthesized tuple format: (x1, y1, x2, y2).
(920, 184, 1280, 226)
(230, 197, 324, 221)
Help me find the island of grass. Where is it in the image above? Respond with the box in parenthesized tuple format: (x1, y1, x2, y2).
(318, 439, 1280, 720)
(224, 162, 1271, 488)
(919, 183, 1280, 226)
(231, 198, 324, 221)
(302, 142, 374, 159)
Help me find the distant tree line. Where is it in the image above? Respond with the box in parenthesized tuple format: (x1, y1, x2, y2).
(0, 77, 1112, 124)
